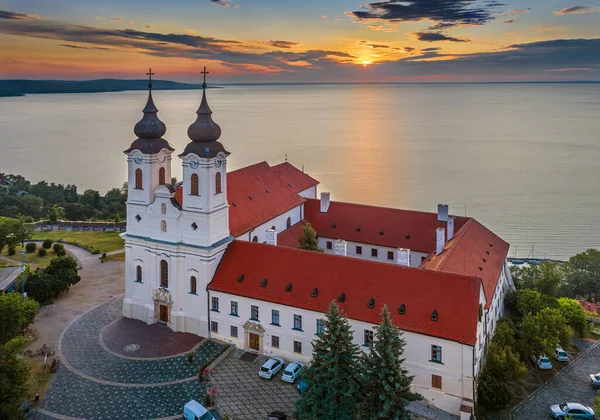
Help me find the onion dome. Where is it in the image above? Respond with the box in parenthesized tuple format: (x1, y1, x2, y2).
(187, 76, 222, 143)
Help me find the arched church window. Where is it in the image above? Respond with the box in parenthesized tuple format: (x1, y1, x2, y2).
(135, 169, 143, 190)
(161, 220, 167, 232)
(136, 266, 142, 282)
(286, 217, 291, 229)
(161, 203, 167, 215)
(160, 260, 168, 288)
(191, 173, 199, 196)
(252, 236, 258, 242)
(190, 276, 197, 294)
(159, 167, 166, 185)
(215, 172, 222, 194)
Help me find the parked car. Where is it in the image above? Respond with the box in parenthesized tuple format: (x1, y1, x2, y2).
(267, 411, 288, 420)
(281, 362, 304, 383)
(549, 402, 596, 419)
(530, 354, 553, 370)
(555, 347, 569, 362)
(183, 400, 214, 420)
(259, 358, 284, 379)
(589, 373, 600, 388)
(297, 378, 308, 394)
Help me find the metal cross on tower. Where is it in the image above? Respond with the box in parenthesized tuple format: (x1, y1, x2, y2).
(146, 68, 154, 90)
(201, 66, 209, 88)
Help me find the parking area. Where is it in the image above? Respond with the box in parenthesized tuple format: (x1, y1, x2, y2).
(210, 350, 300, 420)
(513, 340, 600, 419)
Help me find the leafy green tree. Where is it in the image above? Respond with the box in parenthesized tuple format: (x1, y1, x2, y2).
(47, 204, 64, 224)
(24, 271, 56, 304)
(294, 301, 361, 420)
(535, 262, 563, 297)
(564, 249, 600, 300)
(492, 319, 517, 348)
(516, 289, 542, 316)
(25, 255, 79, 303)
(519, 308, 571, 357)
(359, 305, 420, 419)
(0, 292, 39, 345)
(298, 222, 323, 252)
(510, 264, 540, 290)
(0, 337, 30, 420)
(558, 298, 589, 337)
(0, 217, 23, 253)
(477, 372, 513, 411)
(484, 341, 526, 382)
(45, 255, 80, 287)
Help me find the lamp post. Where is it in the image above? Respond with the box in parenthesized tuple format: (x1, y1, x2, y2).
(21, 249, 25, 303)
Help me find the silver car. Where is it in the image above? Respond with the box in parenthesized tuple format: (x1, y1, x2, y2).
(590, 373, 600, 388)
(259, 358, 284, 380)
(281, 362, 303, 383)
(549, 402, 596, 419)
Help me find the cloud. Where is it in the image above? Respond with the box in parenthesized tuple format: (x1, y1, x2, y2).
(414, 32, 470, 42)
(59, 44, 109, 50)
(503, 19, 515, 24)
(269, 40, 299, 49)
(553, 5, 600, 15)
(93, 16, 106, 21)
(403, 46, 416, 52)
(321, 15, 328, 20)
(421, 47, 441, 51)
(0, 10, 38, 20)
(544, 68, 590, 72)
(113, 17, 122, 22)
(145, 25, 152, 28)
(347, 0, 503, 28)
(367, 43, 390, 49)
(128, 20, 134, 25)
(211, 0, 230, 7)
(509, 8, 531, 14)
(533, 25, 564, 32)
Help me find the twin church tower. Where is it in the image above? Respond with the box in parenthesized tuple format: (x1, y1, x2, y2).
(122, 69, 232, 336)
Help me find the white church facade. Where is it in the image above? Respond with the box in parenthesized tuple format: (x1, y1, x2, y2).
(121, 73, 514, 418)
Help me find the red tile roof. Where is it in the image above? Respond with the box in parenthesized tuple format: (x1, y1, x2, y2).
(421, 219, 509, 308)
(303, 199, 469, 252)
(270, 162, 319, 194)
(209, 240, 482, 345)
(277, 221, 306, 248)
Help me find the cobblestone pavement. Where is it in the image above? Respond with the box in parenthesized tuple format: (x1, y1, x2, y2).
(513, 340, 600, 420)
(210, 350, 300, 420)
(38, 296, 226, 419)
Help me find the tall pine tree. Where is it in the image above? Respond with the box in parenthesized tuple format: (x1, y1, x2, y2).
(294, 301, 361, 420)
(359, 305, 421, 419)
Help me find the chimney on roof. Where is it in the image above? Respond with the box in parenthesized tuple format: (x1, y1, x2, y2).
(447, 216, 455, 241)
(320, 192, 330, 213)
(437, 204, 449, 222)
(436, 227, 445, 256)
(266, 228, 277, 246)
(334, 239, 347, 256)
(396, 248, 411, 267)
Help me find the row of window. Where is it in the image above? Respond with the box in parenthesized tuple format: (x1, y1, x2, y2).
(326, 242, 396, 260)
(136, 263, 202, 294)
(133, 167, 166, 189)
(133, 168, 223, 195)
(209, 322, 304, 354)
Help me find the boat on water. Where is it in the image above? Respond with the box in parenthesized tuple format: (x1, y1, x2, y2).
(511, 259, 525, 265)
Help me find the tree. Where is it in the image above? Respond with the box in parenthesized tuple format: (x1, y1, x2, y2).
(477, 372, 513, 411)
(491, 318, 517, 349)
(359, 305, 420, 419)
(298, 222, 322, 252)
(558, 298, 589, 337)
(25, 255, 80, 303)
(0, 217, 23, 253)
(24, 271, 56, 304)
(45, 255, 80, 287)
(47, 204, 64, 224)
(294, 301, 361, 420)
(0, 293, 39, 345)
(510, 264, 540, 290)
(519, 308, 571, 358)
(484, 341, 526, 382)
(516, 289, 542, 316)
(0, 337, 30, 420)
(535, 262, 563, 297)
(564, 249, 600, 300)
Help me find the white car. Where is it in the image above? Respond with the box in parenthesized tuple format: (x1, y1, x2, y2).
(259, 358, 284, 379)
(183, 400, 214, 420)
(281, 362, 304, 383)
(531, 354, 553, 370)
(555, 347, 569, 362)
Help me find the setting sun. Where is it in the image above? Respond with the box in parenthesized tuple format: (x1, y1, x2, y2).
(362, 60, 372, 67)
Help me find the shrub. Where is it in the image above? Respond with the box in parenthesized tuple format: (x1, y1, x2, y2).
(594, 390, 600, 415)
(56, 249, 66, 257)
(477, 372, 513, 411)
(203, 393, 212, 407)
(38, 248, 47, 257)
(52, 243, 64, 253)
(7, 247, 16, 256)
(25, 242, 36, 253)
(187, 352, 194, 363)
(42, 239, 53, 249)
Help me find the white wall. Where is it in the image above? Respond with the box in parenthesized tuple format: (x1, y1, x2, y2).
(299, 185, 317, 199)
(318, 237, 428, 267)
(235, 204, 304, 243)
(208, 290, 475, 416)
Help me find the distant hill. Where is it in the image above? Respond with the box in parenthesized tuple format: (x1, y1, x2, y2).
(0, 79, 206, 97)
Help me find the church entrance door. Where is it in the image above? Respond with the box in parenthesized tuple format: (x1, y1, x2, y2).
(159, 305, 168, 323)
(249, 333, 259, 351)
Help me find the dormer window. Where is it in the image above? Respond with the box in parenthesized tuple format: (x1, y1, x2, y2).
(431, 310, 439, 322)
(237, 274, 244, 283)
(356, 226, 361, 232)
(285, 283, 292, 292)
(311, 288, 318, 298)
(399, 304, 406, 315)
(368, 298, 375, 309)
(338, 292, 345, 303)
(405, 233, 410, 240)
(261, 278, 268, 288)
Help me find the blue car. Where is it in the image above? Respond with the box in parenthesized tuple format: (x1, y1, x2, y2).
(549, 402, 596, 419)
(297, 378, 308, 394)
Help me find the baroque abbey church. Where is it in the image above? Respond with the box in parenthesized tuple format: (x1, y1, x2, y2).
(122, 71, 513, 418)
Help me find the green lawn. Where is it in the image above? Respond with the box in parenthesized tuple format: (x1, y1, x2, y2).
(102, 252, 125, 262)
(1, 245, 57, 268)
(30, 231, 125, 253)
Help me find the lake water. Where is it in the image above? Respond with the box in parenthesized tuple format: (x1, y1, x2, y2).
(1, 84, 599, 260)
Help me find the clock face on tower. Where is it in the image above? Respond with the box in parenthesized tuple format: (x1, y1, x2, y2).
(134, 153, 143, 164)
(189, 156, 200, 169)
(215, 154, 224, 168)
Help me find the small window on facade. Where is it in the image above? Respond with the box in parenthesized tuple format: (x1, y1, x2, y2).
(211, 297, 219, 312)
(356, 246, 362, 255)
(294, 314, 302, 330)
(311, 288, 318, 298)
(135, 214, 141, 222)
(364, 329, 374, 346)
(326, 241, 333, 250)
(399, 304, 406, 315)
(190, 276, 197, 294)
(387, 251, 394, 260)
(191, 173, 199, 196)
(231, 301, 238, 316)
(272, 336, 280, 348)
(161, 220, 167, 232)
(161, 203, 167, 215)
(135, 168, 143, 190)
(293, 341, 302, 354)
(251, 305, 259, 320)
(136, 265, 142, 282)
(210, 321, 218, 333)
(215, 171, 222, 194)
(286, 217, 291, 229)
(230, 326, 238, 337)
(272, 310, 280, 325)
(159, 167, 166, 185)
(160, 260, 168, 288)
(252, 236, 258, 242)
(431, 310, 439, 322)
(432, 374, 442, 390)
(316, 319, 325, 335)
(191, 222, 198, 230)
(431, 345, 442, 363)
(371, 248, 378, 257)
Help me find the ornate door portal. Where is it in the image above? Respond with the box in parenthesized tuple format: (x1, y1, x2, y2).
(249, 333, 259, 351)
(243, 321, 265, 354)
(152, 288, 172, 325)
(159, 305, 168, 323)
